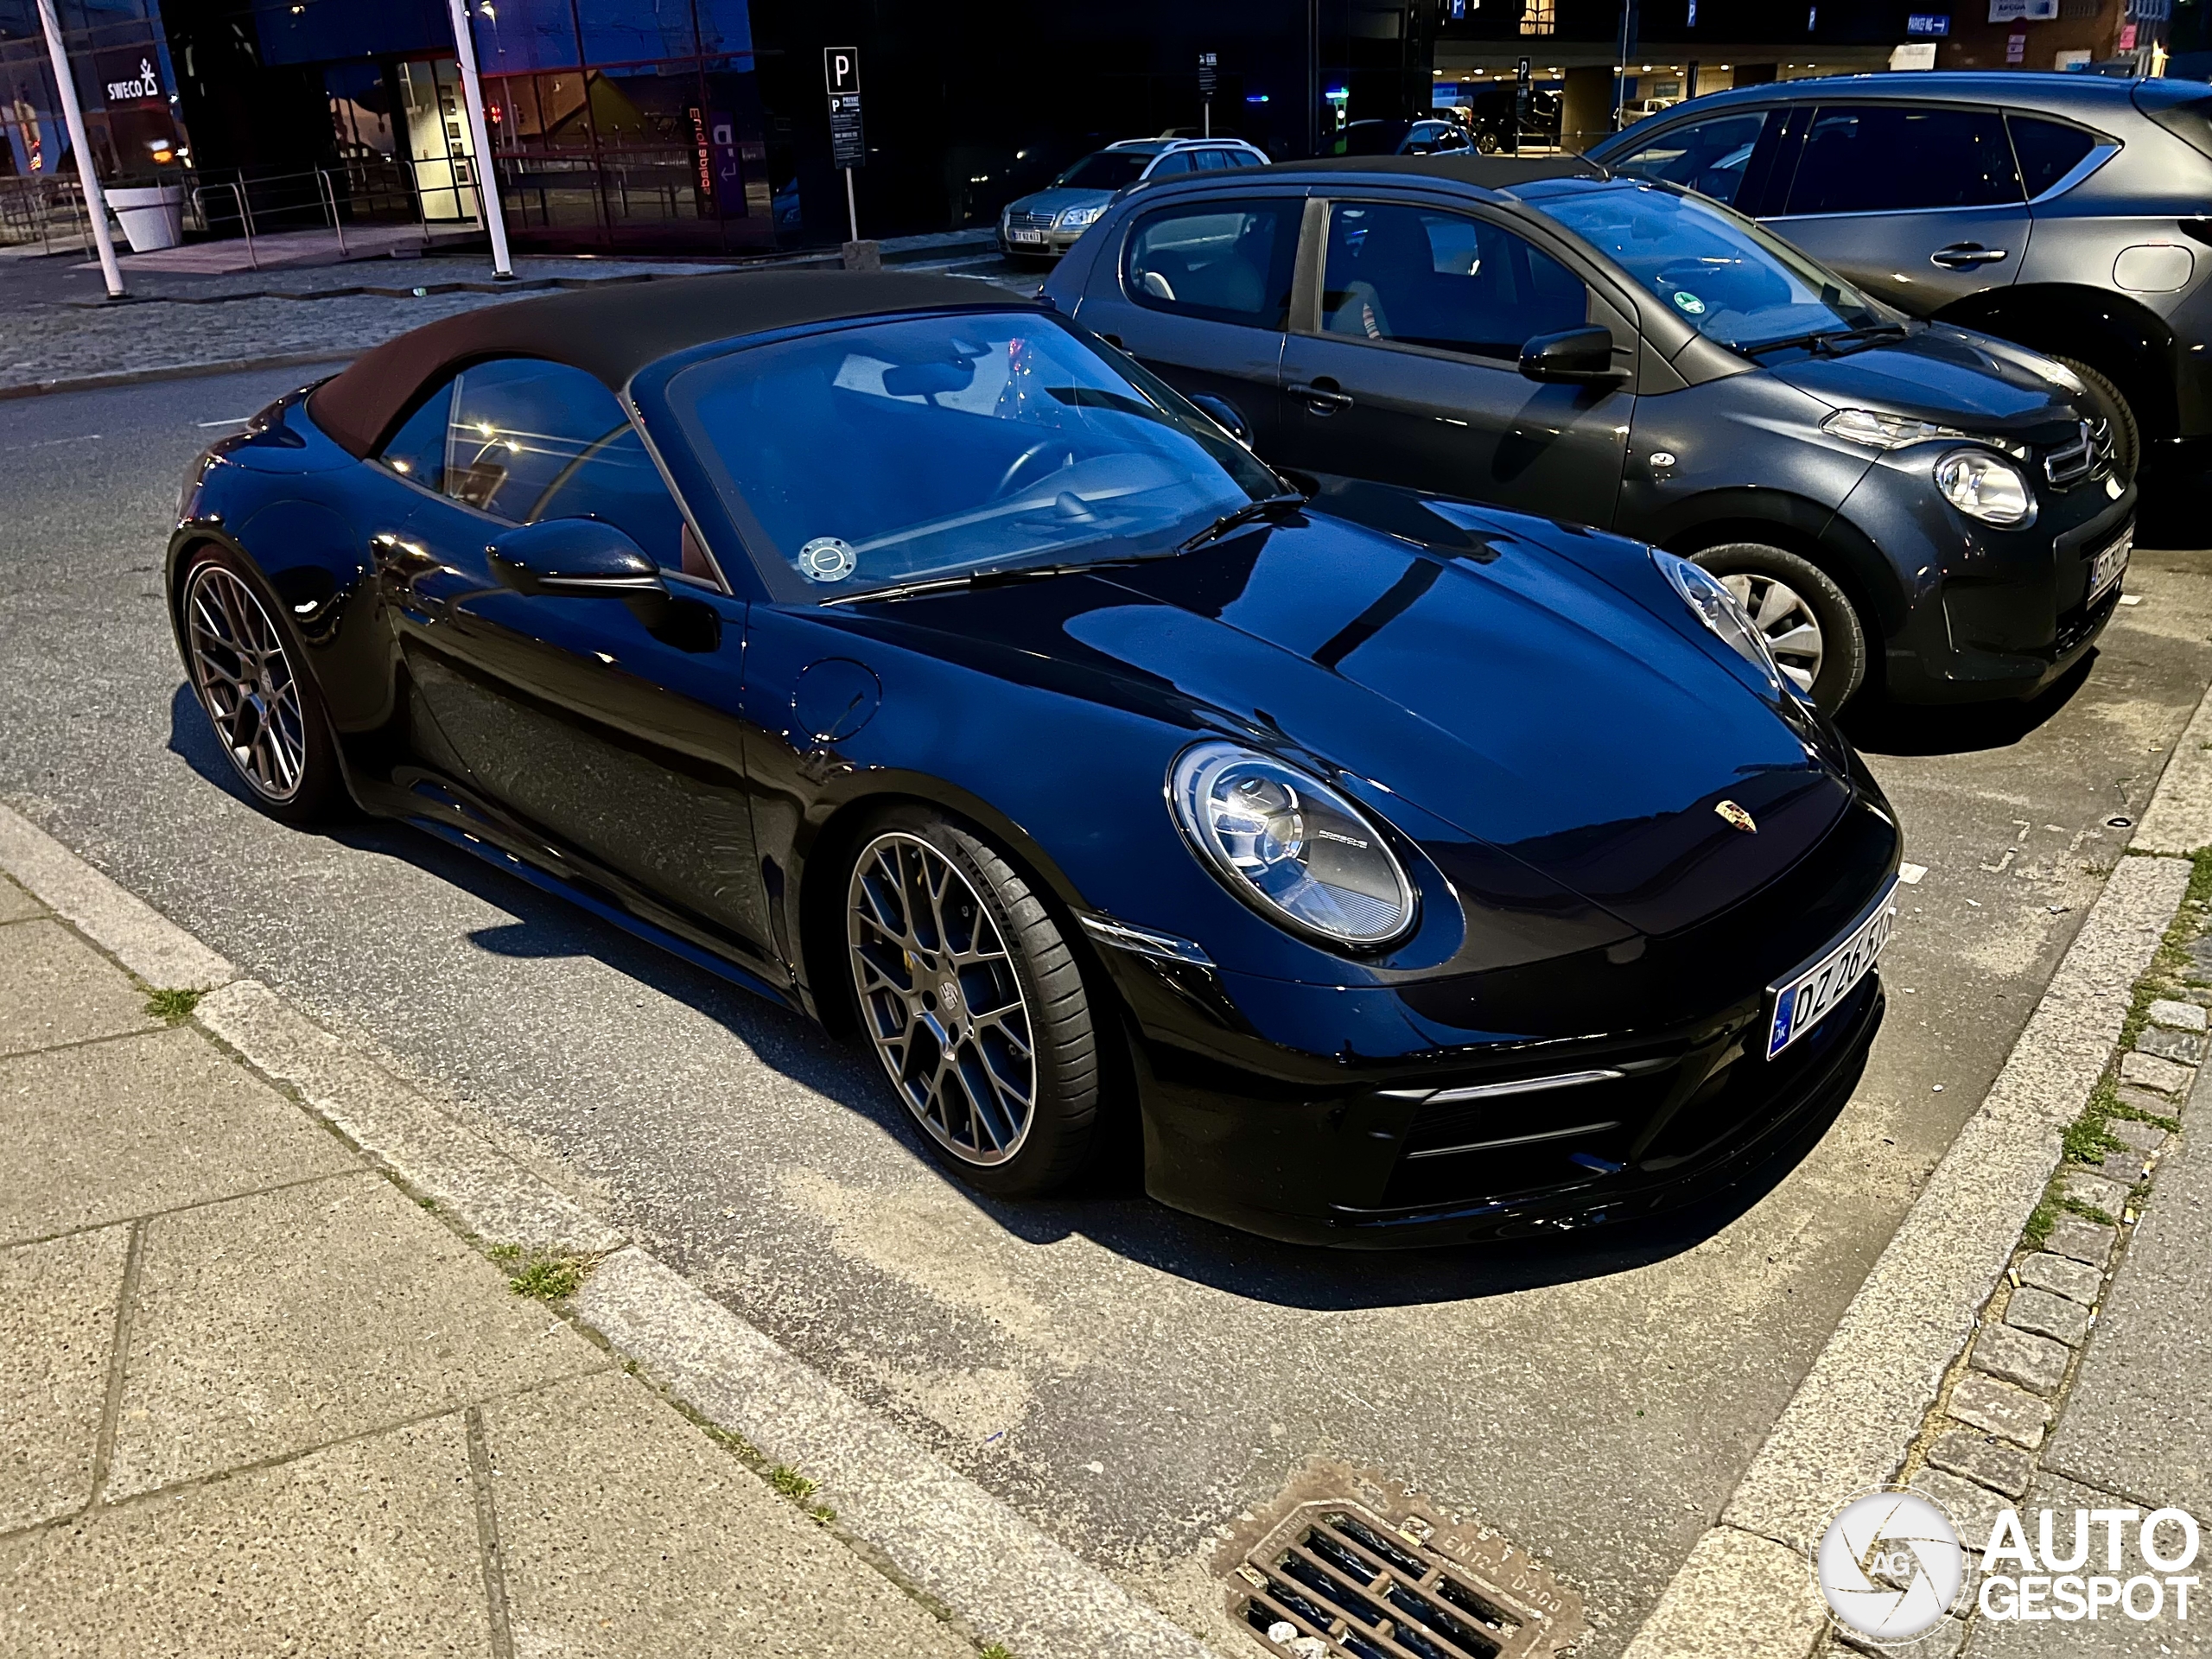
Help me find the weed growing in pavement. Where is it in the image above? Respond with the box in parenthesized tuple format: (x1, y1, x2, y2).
(980, 1646, 1014, 1659)
(767, 1464, 837, 1523)
(144, 987, 202, 1024)
(486, 1242, 523, 1262)
(507, 1252, 587, 1300)
(2027, 850, 2212, 1248)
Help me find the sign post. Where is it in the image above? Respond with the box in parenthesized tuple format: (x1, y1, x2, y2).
(31, 0, 124, 299)
(1514, 56, 1530, 156)
(823, 46, 865, 251)
(1198, 52, 1217, 138)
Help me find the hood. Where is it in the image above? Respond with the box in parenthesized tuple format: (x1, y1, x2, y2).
(1006, 187, 1114, 220)
(860, 512, 1854, 940)
(1762, 323, 2085, 444)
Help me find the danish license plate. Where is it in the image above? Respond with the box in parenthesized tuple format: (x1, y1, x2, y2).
(1009, 228, 1044, 245)
(1765, 882, 1897, 1060)
(2088, 527, 2132, 604)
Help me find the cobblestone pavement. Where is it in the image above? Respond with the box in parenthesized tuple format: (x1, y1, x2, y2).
(0, 248, 740, 394)
(1821, 866, 2212, 1658)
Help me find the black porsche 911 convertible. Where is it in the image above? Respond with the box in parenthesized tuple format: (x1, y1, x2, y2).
(168, 270, 1899, 1247)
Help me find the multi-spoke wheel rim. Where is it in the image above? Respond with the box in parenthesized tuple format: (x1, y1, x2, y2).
(847, 831, 1036, 1166)
(183, 563, 308, 803)
(1719, 572, 1824, 696)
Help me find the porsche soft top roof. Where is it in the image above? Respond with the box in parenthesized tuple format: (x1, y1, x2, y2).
(307, 268, 1029, 458)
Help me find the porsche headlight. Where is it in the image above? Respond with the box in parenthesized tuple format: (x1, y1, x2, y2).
(1934, 448, 2037, 527)
(1652, 550, 1786, 696)
(1170, 742, 1415, 948)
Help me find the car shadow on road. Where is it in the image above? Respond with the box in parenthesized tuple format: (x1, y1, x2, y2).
(1840, 653, 2094, 757)
(166, 681, 1865, 1313)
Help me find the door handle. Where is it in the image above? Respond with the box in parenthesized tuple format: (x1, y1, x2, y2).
(1289, 379, 1355, 414)
(1930, 243, 2009, 269)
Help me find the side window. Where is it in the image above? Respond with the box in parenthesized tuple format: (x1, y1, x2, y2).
(2009, 114, 2099, 199)
(1783, 104, 2022, 215)
(1125, 200, 1300, 329)
(1194, 147, 1230, 170)
(444, 358, 688, 573)
(1228, 148, 1262, 167)
(1147, 150, 1194, 177)
(378, 378, 455, 491)
(1321, 202, 1589, 362)
(1610, 111, 1770, 207)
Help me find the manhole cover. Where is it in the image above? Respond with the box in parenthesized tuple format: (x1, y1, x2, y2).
(1216, 1465, 1586, 1659)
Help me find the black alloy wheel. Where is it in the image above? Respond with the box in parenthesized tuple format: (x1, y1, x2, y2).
(1689, 543, 1867, 717)
(179, 548, 345, 824)
(844, 807, 1101, 1196)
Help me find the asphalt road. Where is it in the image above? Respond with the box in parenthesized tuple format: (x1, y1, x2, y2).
(4, 366, 2209, 1653)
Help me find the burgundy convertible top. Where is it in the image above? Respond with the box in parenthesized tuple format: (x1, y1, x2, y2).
(306, 269, 1030, 458)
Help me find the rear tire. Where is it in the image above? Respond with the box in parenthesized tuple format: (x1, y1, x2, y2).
(177, 545, 346, 825)
(2054, 355, 2140, 480)
(843, 805, 1100, 1198)
(1688, 543, 1867, 716)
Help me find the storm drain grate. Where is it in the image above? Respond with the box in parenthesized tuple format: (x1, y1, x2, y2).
(1238, 1507, 1513, 1659)
(1228, 1487, 1581, 1659)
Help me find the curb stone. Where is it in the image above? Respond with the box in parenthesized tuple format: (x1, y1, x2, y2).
(1623, 671, 2212, 1658)
(0, 802, 1224, 1659)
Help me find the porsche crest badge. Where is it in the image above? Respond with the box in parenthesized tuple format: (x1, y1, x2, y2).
(1714, 799, 1758, 834)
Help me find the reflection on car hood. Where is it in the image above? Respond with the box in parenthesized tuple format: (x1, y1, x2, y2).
(869, 510, 1854, 939)
(1005, 187, 1115, 220)
(1764, 324, 2085, 441)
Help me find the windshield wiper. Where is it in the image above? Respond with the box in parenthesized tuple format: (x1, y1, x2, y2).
(1738, 321, 1909, 359)
(1175, 492, 1308, 554)
(819, 549, 1186, 607)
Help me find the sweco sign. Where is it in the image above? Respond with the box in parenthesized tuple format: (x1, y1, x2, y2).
(1817, 1488, 2202, 1640)
(105, 57, 162, 105)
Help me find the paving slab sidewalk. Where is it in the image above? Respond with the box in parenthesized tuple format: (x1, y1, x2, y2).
(0, 870, 981, 1658)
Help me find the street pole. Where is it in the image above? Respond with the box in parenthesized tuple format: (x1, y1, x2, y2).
(443, 0, 514, 280)
(32, 0, 124, 299)
(844, 165, 859, 245)
(1612, 0, 1639, 134)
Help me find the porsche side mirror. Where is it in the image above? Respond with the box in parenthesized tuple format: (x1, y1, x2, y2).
(1188, 391, 1253, 447)
(1519, 326, 1624, 385)
(488, 518, 665, 598)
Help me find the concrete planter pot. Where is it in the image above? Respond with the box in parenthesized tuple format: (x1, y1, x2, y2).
(107, 183, 184, 253)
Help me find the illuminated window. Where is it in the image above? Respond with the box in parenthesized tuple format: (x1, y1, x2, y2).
(1521, 0, 1556, 35)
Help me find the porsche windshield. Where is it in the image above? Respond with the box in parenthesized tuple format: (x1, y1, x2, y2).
(1520, 178, 1888, 353)
(666, 312, 1275, 601)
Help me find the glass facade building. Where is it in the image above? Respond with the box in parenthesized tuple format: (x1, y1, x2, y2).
(3, 0, 1447, 254)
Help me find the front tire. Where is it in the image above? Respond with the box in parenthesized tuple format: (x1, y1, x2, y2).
(178, 546, 346, 824)
(843, 807, 1100, 1197)
(2053, 355, 2140, 481)
(1688, 543, 1867, 716)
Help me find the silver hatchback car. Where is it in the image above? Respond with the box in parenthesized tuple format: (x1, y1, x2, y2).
(1589, 73, 2212, 479)
(998, 137, 1270, 260)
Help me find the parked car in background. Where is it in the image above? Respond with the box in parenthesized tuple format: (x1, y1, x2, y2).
(1589, 72, 2212, 479)
(1461, 86, 1566, 153)
(1332, 118, 1474, 157)
(1044, 155, 2134, 715)
(997, 137, 1270, 260)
